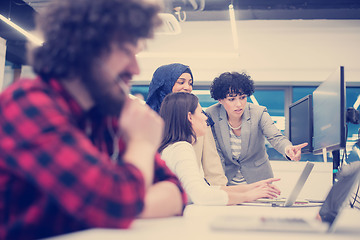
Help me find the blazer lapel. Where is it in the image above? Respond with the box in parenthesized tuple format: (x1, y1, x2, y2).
(218, 105, 236, 165)
(239, 104, 251, 162)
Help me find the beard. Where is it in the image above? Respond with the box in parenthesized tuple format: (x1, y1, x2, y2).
(83, 68, 128, 117)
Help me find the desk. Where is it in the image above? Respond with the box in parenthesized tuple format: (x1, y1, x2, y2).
(47, 204, 360, 240)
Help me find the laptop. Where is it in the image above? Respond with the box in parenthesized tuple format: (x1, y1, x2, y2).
(252, 161, 315, 207)
(210, 163, 360, 233)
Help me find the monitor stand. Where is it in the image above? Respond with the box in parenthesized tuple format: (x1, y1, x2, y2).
(332, 150, 341, 183)
(322, 148, 327, 163)
(322, 148, 341, 184)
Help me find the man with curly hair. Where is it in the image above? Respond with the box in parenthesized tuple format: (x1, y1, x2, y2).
(206, 72, 307, 185)
(0, 0, 186, 239)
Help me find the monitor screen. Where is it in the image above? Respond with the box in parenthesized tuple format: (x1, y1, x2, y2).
(289, 94, 313, 154)
(312, 66, 346, 154)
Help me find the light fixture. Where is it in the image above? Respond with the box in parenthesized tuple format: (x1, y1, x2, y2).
(228, 4, 239, 51)
(156, 13, 182, 35)
(0, 14, 44, 46)
(173, 7, 186, 22)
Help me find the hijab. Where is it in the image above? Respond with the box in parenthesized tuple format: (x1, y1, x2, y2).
(146, 63, 193, 113)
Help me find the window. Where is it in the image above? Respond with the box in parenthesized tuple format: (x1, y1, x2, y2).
(130, 85, 148, 101)
(131, 84, 360, 163)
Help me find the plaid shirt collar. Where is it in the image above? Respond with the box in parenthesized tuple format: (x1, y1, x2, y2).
(48, 77, 87, 124)
(47, 77, 122, 154)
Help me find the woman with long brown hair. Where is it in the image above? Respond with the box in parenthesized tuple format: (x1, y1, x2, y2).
(159, 92, 281, 205)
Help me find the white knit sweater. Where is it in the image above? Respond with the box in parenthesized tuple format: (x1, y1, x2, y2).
(161, 141, 228, 205)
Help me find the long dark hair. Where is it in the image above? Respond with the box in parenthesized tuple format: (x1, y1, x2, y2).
(159, 92, 199, 152)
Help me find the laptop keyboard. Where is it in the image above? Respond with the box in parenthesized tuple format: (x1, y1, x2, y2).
(261, 217, 309, 225)
(255, 198, 310, 205)
(255, 198, 286, 203)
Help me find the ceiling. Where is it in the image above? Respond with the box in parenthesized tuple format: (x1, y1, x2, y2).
(1, 0, 360, 66)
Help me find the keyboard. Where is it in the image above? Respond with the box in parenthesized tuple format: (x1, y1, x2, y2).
(254, 198, 309, 204)
(261, 217, 309, 225)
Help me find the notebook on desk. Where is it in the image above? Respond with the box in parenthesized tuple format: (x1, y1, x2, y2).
(211, 163, 360, 233)
(252, 161, 315, 207)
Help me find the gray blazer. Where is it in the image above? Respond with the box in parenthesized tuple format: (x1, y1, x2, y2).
(206, 102, 292, 184)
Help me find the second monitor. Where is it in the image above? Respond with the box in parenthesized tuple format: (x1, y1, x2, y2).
(289, 94, 313, 154)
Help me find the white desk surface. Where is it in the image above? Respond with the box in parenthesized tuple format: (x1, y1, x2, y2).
(47, 204, 360, 240)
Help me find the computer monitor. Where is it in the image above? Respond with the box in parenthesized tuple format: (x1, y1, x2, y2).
(288, 94, 313, 154)
(312, 66, 346, 155)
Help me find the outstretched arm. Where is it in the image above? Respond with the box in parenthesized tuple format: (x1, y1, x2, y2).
(221, 178, 281, 204)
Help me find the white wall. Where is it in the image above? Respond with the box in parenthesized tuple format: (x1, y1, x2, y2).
(135, 19, 360, 86)
(15, 19, 360, 87)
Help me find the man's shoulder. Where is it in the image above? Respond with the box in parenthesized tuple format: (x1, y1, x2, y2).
(0, 78, 44, 102)
(0, 77, 69, 113)
(1, 77, 47, 95)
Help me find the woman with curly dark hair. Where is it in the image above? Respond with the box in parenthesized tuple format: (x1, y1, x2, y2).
(207, 72, 307, 185)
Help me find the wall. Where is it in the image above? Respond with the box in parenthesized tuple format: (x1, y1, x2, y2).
(8, 19, 360, 88)
(134, 19, 360, 86)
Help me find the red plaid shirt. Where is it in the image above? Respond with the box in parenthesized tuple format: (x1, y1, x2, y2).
(0, 77, 187, 240)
